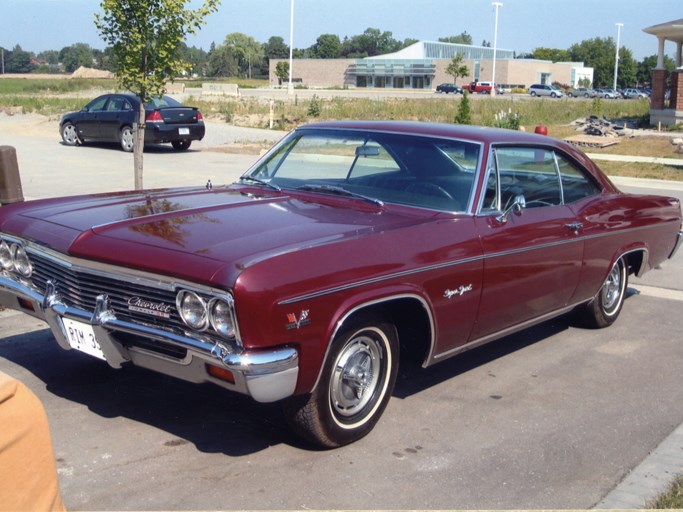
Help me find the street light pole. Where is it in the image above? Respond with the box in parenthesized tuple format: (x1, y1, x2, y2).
(613, 22, 623, 92)
(288, 0, 295, 95)
(491, 2, 503, 96)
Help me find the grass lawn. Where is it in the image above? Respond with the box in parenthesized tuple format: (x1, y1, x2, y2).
(650, 474, 683, 508)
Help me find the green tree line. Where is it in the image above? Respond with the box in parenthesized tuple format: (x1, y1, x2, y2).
(0, 28, 675, 87)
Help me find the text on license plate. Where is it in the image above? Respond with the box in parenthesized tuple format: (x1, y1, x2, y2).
(178, 127, 190, 135)
(62, 318, 106, 361)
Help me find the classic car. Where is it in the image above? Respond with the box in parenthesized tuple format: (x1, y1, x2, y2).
(59, 93, 205, 152)
(1, 121, 681, 448)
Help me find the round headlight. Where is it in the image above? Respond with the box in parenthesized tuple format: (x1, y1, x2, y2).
(176, 290, 208, 330)
(0, 241, 13, 270)
(209, 298, 236, 338)
(12, 244, 32, 278)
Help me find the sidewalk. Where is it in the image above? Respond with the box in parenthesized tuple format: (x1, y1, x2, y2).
(586, 152, 683, 167)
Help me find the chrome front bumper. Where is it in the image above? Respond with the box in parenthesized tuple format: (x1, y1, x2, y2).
(0, 274, 299, 403)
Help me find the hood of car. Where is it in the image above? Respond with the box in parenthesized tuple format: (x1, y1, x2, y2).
(1, 186, 435, 285)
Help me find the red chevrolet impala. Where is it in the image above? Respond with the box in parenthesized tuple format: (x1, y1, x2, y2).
(1, 121, 681, 447)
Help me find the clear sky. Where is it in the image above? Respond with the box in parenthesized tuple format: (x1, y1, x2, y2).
(0, 0, 679, 61)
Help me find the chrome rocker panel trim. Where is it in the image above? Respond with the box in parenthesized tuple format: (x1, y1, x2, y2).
(0, 274, 298, 403)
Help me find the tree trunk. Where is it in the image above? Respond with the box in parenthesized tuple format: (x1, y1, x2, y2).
(134, 102, 145, 190)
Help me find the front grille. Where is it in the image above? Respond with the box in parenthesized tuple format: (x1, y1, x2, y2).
(29, 252, 185, 333)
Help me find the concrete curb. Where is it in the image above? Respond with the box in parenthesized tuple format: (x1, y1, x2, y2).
(594, 422, 683, 508)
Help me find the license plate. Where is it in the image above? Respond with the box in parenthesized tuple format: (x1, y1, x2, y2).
(178, 127, 190, 135)
(62, 318, 106, 361)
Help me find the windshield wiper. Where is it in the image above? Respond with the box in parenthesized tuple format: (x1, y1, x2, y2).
(296, 184, 384, 207)
(238, 175, 281, 192)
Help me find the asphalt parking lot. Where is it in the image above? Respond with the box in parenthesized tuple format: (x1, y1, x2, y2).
(1, 115, 682, 510)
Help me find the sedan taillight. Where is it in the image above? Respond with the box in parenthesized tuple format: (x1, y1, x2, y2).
(146, 110, 163, 123)
(197, 111, 203, 121)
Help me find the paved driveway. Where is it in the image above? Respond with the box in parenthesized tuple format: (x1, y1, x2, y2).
(0, 115, 681, 510)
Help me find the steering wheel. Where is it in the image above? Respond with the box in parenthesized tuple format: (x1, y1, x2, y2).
(405, 182, 455, 201)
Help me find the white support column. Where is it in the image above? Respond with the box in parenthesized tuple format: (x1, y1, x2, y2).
(657, 37, 666, 69)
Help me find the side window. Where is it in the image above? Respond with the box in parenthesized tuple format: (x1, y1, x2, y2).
(106, 97, 125, 111)
(494, 147, 561, 209)
(86, 97, 108, 111)
(556, 154, 601, 203)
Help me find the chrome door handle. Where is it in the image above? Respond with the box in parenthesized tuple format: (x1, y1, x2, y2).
(565, 222, 583, 234)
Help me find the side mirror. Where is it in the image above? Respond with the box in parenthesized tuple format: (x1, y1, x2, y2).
(496, 194, 526, 224)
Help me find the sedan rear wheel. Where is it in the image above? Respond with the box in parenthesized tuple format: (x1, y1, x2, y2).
(171, 140, 192, 151)
(575, 257, 628, 328)
(284, 313, 399, 448)
(120, 126, 134, 152)
(60, 122, 81, 146)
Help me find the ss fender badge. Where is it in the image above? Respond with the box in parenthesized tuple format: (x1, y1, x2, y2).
(286, 310, 310, 330)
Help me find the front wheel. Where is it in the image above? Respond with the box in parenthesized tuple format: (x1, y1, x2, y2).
(60, 122, 81, 146)
(575, 257, 628, 328)
(171, 140, 192, 151)
(284, 313, 399, 448)
(120, 126, 134, 152)
(530, 91, 537, 97)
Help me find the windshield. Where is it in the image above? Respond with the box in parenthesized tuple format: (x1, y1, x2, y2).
(244, 129, 481, 212)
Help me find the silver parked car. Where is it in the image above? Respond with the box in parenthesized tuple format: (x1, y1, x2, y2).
(529, 84, 564, 98)
(623, 88, 648, 99)
(567, 88, 595, 98)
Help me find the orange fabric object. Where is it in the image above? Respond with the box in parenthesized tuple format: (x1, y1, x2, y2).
(0, 371, 66, 511)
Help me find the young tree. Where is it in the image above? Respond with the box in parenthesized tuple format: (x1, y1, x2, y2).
(95, 0, 219, 190)
(446, 53, 469, 84)
(275, 61, 290, 86)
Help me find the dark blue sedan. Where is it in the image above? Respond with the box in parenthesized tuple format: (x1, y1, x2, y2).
(59, 93, 205, 152)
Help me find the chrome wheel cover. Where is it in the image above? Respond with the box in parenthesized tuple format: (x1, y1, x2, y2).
(62, 124, 78, 144)
(121, 129, 134, 151)
(330, 331, 384, 419)
(602, 262, 623, 314)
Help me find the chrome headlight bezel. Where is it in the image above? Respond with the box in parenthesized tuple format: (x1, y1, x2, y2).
(175, 288, 239, 342)
(0, 237, 33, 278)
(176, 290, 209, 331)
(0, 240, 13, 270)
(12, 243, 33, 278)
(208, 296, 237, 339)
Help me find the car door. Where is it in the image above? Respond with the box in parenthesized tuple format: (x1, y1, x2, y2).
(98, 96, 133, 142)
(78, 95, 108, 139)
(470, 145, 584, 341)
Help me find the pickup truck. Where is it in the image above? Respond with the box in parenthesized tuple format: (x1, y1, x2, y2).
(464, 81, 503, 94)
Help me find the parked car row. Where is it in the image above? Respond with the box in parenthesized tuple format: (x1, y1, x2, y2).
(567, 87, 651, 99)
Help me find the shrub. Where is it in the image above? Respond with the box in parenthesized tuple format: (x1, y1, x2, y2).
(454, 91, 472, 125)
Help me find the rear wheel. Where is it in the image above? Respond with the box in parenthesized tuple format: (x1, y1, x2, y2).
(120, 126, 134, 152)
(575, 257, 628, 328)
(60, 122, 81, 146)
(284, 313, 399, 448)
(171, 140, 192, 151)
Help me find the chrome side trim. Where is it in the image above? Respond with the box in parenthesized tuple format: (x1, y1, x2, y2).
(279, 256, 483, 305)
(430, 304, 577, 363)
(279, 220, 679, 305)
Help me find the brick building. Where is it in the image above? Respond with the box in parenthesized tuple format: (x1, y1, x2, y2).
(269, 41, 593, 91)
(644, 18, 683, 126)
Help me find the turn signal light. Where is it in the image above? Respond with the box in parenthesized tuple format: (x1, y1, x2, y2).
(206, 364, 235, 384)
